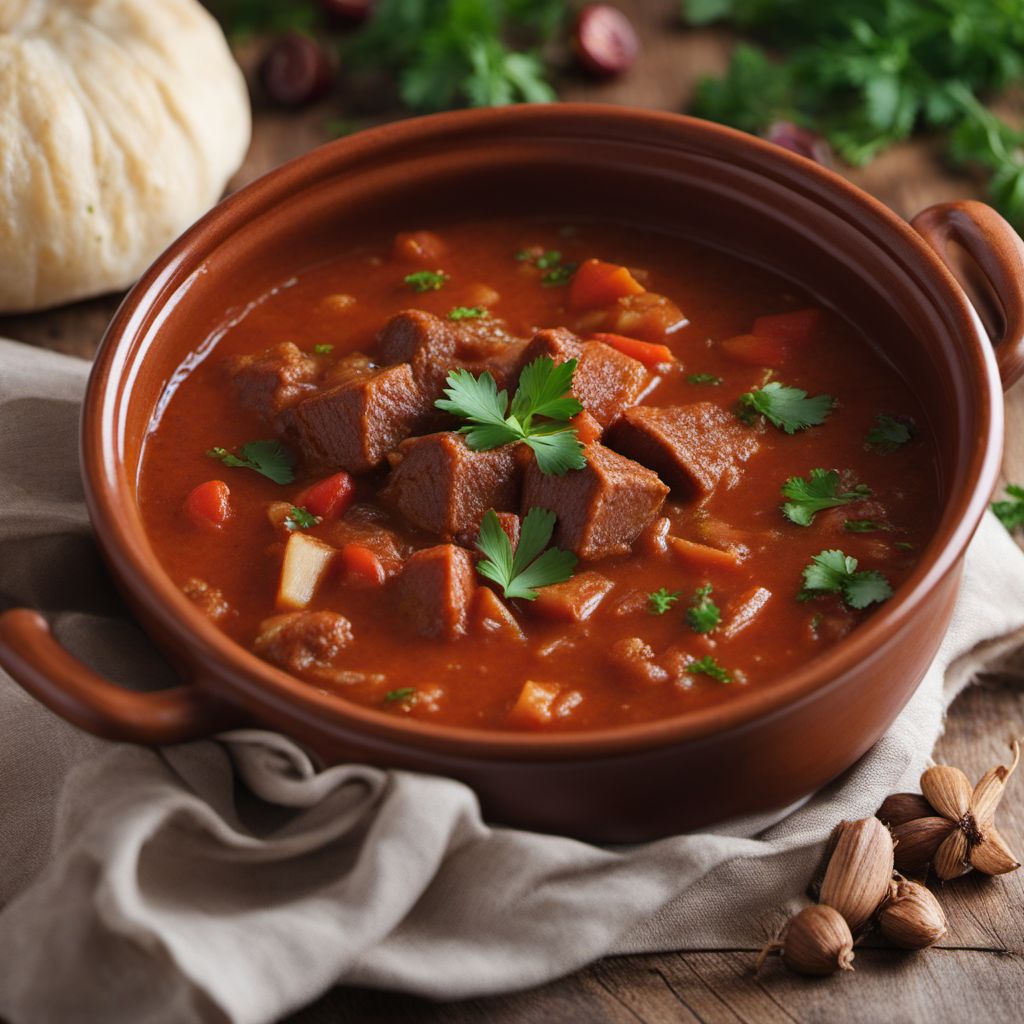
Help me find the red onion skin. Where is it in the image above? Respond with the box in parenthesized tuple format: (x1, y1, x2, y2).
(574, 5, 640, 79)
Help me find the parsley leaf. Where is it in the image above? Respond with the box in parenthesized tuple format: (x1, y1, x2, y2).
(686, 655, 732, 684)
(541, 264, 577, 287)
(313, 344, 334, 355)
(781, 469, 872, 527)
(436, 357, 586, 475)
(992, 484, 1024, 532)
(738, 382, 833, 434)
(647, 587, 682, 615)
(207, 441, 295, 485)
(284, 506, 320, 532)
(517, 248, 577, 287)
(448, 305, 489, 320)
(844, 519, 891, 533)
(800, 548, 893, 610)
(686, 373, 722, 385)
(405, 270, 449, 293)
(475, 507, 577, 601)
(385, 688, 417, 704)
(865, 413, 914, 454)
(686, 584, 721, 634)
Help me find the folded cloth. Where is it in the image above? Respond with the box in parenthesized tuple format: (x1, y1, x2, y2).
(1, 336, 1023, 1024)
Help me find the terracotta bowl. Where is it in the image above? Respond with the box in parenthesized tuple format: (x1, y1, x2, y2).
(2, 106, 1023, 842)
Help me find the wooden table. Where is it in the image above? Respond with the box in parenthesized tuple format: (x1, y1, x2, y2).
(2, 3, 1022, 1019)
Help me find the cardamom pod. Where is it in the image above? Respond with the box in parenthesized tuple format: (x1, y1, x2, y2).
(877, 880, 947, 949)
(891, 816, 955, 874)
(920, 764, 972, 820)
(877, 792, 936, 827)
(780, 905, 855, 976)
(969, 827, 1021, 876)
(933, 827, 971, 881)
(819, 817, 894, 932)
(970, 740, 1020, 825)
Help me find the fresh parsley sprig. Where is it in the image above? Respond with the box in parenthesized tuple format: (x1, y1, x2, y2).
(865, 413, 914, 454)
(800, 549, 893, 610)
(284, 506, 320, 532)
(686, 655, 733, 684)
(647, 588, 682, 615)
(737, 382, 833, 434)
(448, 306, 489, 321)
(844, 519, 891, 533)
(992, 484, 1024, 532)
(436, 356, 586, 475)
(781, 469, 872, 527)
(405, 270, 449, 293)
(686, 584, 721, 634)
(206, 441, 295, 485)
(475, 507, 577, 601)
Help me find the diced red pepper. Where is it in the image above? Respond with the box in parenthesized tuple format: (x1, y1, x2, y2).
(568, 259, 645, 311)
(591, 332, 674, 369)
(339, 543, 386, 585)
(297, 472, 354, 520)
(184, 480, 231, 527)
(719, 332, 790, 368)
(392, 230, 446, 264)
(751, 307, 823, 345)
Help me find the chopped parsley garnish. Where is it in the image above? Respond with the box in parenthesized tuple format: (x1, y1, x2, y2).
(206, 441, 295, 485)
(686, 584, 721, 634)
(516, 248, 577, 287)
(992, 484, 1024, 532)
(780, 469, 872, 527)
(800, 549, 893, 610)
(737, 382, 834, 434)
(385, 688, 416, 704)
(313, 344, 334, 355)
(474, 507, 577, 601)
(448, 305, 489, 320)
(541, 264, 577, 287)
(686, 655, 732, 684)
(686, 373, 722, 385)
(865, 414, 914, 454)
(284, 505, 320, 531)
(647, 588, 682, 615)
(436, 356, 586, 475)
(844, 519, 891, 533)
(404, 269, 449, 293)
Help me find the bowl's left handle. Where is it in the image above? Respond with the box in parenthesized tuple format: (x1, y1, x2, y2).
(911, 199, 1024, 392)
(0, 609, 230, 744)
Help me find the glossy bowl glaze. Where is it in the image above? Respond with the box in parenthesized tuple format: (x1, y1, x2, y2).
(3, 106, 1023, 841)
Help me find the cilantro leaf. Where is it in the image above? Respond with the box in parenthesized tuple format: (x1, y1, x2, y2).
(992, 483, 1024, 532)
(313, 344, 334, 355)
(448, 305, 489, 321)
(781, 469, 872, 526)
(523, 431, 588, 476)
(686, 583, 721, 634)
(844, 519, 891, 533)
(475, 507, 576, 601)
(284, 505, 320, 531)
(865, 413, 914, 454)
(516, 248, 577, 287)
(385, 688, 416, 704)
(511, 356, 583, 424)
(686, 373, 722, 385)
(685, 655, 732, 684)
(738, 382, 833, 434)
(800, 548, 893, 610)
(404, 270, 449, 293)
(648, 587, 682, 615)
(206, 441, 295, 485)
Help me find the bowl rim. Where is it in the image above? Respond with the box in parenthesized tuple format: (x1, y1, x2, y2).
(82, 103, 1003, 761)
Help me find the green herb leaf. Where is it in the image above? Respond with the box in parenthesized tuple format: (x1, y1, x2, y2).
(781, 469, 872, 526)
(685, 655, 733, 684)
(541, 264, 577, 287)
(800, 548, 893, 610)
(992, 483, 1024, 532)
(313, 344, 334, 355)
(685, 583, 721, 633)
(385, 688, 417, 704)
(284, 506, 320, 532)
(738, 382, 833, 434)
(843, 519, 892, 533)
(404, 269, 449, 293)
(206, 441, 295, 485)
(647, 587, 682, 615)
(448, 305, 489, 320)
(475, 507, 576, 601)
(686, 373, 722, 385)
(865, 413, 914, 454)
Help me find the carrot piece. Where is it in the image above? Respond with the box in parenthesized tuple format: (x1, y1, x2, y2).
(666, 535, 742, 571)
(339, 543, 386, 586)
(751, 307, 823, 345)
(570, 409, 603, 445)
(719, 332, 790, 368)
(298, 472, 354, 520)
(508, 680, 561, 727)
(392, 230, 446, 264)
(184, 480, 231, 527)
(590, 332, 674, 369)
(568, 258, 645, 311)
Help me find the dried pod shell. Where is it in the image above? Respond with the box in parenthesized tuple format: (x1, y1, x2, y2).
(969, 827, 1021, 876)
(819, 817, 895, 932)
(877, 792, 936, 827)
(970, 740, 1020, 825)
(781, 905, 855, 976)
(920, 764, 972, 820)
(933, 827, 971, 881)
(878, 880, 947, 949)
(892, 816, 956, 873)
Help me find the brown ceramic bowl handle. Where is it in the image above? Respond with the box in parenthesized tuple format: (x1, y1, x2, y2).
(912, 200, 1024, 391)
(0, 608, 229, 744)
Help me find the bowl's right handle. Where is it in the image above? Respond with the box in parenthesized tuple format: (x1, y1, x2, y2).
(911, 200, 1024, 392)
(0, 608, 230, 744)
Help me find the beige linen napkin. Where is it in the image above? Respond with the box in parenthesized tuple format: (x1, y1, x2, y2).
(1, 336, 1023, 1024)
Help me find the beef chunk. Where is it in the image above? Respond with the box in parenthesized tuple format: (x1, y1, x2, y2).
(224, 342, 319, 419)
(253, 610, 353, 675)
(279, 363, 422, 473)
(396, 544, 476, 639)
(458, 511, 521, 552)
(383, 432, 520, 539)
(522, 442, 668, 560)
(531, 571, 613, 622)
(323, 516, 408, 577)
(607, 402, 760, 495)
(519, 327, 583, 366)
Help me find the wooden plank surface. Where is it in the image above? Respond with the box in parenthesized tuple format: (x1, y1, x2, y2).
(2, 1, 1023, 1020)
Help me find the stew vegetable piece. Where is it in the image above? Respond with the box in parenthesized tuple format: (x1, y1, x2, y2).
(140, 219, 937, 732)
